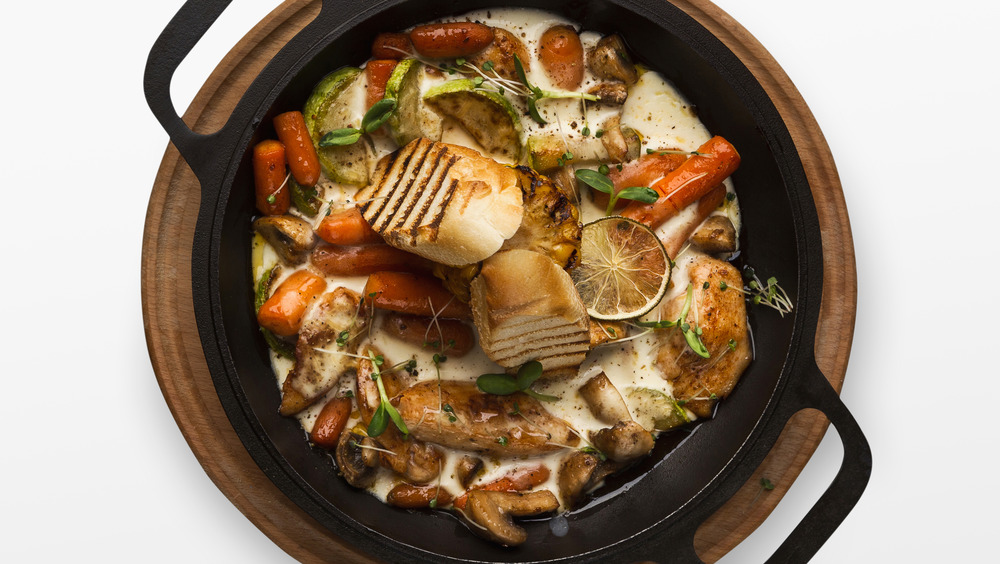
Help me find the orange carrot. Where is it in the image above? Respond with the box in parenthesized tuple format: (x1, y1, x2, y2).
(386, 483, 454, 509)
(257, 269, 327, 336)
(365, 59, 398, 109)
(311, 244, 431, 277)
(382, 312, 475, 357)
(253, 139, 289, 216)
(273, 111, 321, 187)
(372, 32, 413, 60)
(315, 207, 384, 246)
(363, 271, 471, 320)
(538, 25, 584, 90)
(622, 136, 740, 229)
(591, 151, 687, 211)
(309, 397, 352, 449)
(662, 184, 728, 258)
(409, 22, 494, 59)
(452, 465, 550, 510)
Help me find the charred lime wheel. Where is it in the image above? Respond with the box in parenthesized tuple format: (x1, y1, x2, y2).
(572, 216, 670, 320)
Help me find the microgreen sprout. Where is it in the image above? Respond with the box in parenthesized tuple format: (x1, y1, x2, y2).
(575, 168, 659, 216)
(513, 55, 599, 124)
(365, 351, 410, 438)
(636, 283, 711, 358)
(742, 267, 793, 316)
(476, 361, 558, 402)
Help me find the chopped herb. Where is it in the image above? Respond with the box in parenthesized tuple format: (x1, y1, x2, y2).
(472, 76, 484, 87)
(266, 194, 276, 204)
(455, 57, 466, 66)
(344, 390, 354, 398)
(482, 60, 495, 72)
(728, 338, 737, 351)
(442, 403, 457, 423)
(496, 436, 508, 447)
(595, 129, 605, 138)
(720, 281, 728, 291)
(336, 329, 350, 347)
(580, 446, 607, 461)
(703, 281, 710, 290)
(428, 497, 438, 509)
(598, 164, 610, 175)
(761, 478, 775, 491)
(582, 126, 591, 136)
(726, 192, 736, 202)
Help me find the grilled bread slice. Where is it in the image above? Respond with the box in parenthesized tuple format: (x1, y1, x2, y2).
(355, 139, 523, 266)
(470, 249, 589, 373)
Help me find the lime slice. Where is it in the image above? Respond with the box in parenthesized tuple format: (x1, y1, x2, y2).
(572, 216, 670, 320)
(625, 387, 690, 431)
(302, 66, 369, 186)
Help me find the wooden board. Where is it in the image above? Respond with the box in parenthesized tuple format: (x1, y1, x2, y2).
(141, 1, 855, 562)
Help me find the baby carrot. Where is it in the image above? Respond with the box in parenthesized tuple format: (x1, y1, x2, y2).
(315, 207, 384, 246)
(273, 111, 321, 187)
(310, 397, 353, 449)
(257, 269, 327, 336)
(311, 244, 431, 277)
(365, 59, 398, 109)
(363, 271, 471, 320)
(253, 139, 290, 216)
(452, 465, 550, 510)
(538, 25, 584, 90)
(409, 22, 494, 59)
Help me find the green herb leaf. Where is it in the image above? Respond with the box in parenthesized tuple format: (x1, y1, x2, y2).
(368, 404, 389, 437)
(761, 478, 775, 491)
(575, 169, 614, 194)
(636, 319, 678, 329)
(616, 186, 659, 204)
(580, 446, 607, 461)
(361, 98, 397, 133)
(385, 401, 409, 436)
(496, 436, 509, 447)
(683, 326, 711, 358)
(482, 60, 494, 71)
(516, 360, 543, 389)
(319, 128, 362, 147)
(476, 373, 522, 395)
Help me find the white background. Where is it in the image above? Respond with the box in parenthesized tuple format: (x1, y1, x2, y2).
(2, 0, 997, 562)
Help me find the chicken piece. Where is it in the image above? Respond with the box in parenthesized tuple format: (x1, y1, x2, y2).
(467, 27, 531, 82)
(394, 380, 579, 456)
(356, 345, 443, 484)
(279, 287, 366, 415)
(500, 166, 581, 270)
(653, 255, 751, 417)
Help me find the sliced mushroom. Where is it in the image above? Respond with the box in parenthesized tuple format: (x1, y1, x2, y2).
(599, 115, 641, 164)
(579, 372, 632, 425)
(465, 490, 559, 546)
(590, 421, 655, 464)
(691, 215, 738, 254)
(587, 81, 628, 105)
(558, 450, 601, 509)
(587, 34, 638, 85)
(335, 431, 377, 488)
(456, 455, 485, 489)
(253, 216, 317, 265)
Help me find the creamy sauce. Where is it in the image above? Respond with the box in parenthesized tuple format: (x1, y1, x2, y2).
(254, 7, 741, 513)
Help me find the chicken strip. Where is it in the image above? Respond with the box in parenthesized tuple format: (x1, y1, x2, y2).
(653, 255, 751, 417)
(394, 381, 579, 456)
(280, 287, 366, 415)
(355, 345, 443, 484)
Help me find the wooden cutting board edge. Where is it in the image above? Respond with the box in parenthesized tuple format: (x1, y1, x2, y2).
(140, 1, 856, 562)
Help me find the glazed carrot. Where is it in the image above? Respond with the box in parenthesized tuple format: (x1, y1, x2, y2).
(622, 136, 740, 229)
(257, 269, 327, 337)
(538, 25, 584, 90)
(382, 312, 475, 357)
(363, 271, 472, 320)
(315, 207, 384, 246)
(365, 59, 399, 109)
(253, 139, 290, 216)
(662, 184, 728, 258)
(591, 151, 687, 211)
(273, 111, 321, 187)
(311, 244, 431, 276)
(372, 32, 413, 59)
(386, 483, 454, 509)
(310, 397, 353, 449)
(452, 465, 550, 510)
(409, 22, 494, 59)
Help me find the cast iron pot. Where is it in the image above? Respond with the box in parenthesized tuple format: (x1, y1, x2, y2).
(144, 0, 872, 561)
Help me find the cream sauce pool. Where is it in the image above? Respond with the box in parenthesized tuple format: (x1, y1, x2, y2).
(253, 7, 742, 509)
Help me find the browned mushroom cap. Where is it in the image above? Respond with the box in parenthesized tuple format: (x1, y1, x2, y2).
(691, 215, 738, 254)
(456, 455, 485, 489)
(253, 215, 317, 265)
(587, 34, 638, 85)
(335, 431, 378, 488)
(557, 450, 602, 509)
(587, 81, 628, 105)
(465, 490, 560, 546)
(590, 421, 655, 464)
(578, 372, 632, 425)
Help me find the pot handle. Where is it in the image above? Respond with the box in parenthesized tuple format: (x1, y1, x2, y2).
(143, 0, 233, 178)
(758, 362, 872, 563)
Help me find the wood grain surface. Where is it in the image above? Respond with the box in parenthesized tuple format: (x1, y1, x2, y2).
(141, 1, 855, 562)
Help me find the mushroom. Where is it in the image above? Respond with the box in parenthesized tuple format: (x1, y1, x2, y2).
(599, 115, 641, 164)
(587, 34, 638, 85)
(587, 81, 628, 105)
(558, 450, 601, 509)
(579, 372, 632, 425)
(465, 490, 560, 546)
(456, 455, 485, 489)
(335, 431, 378, 488)
(590, 421, 655, 464)
(691, 215, 738, 254)
(253, 215, 317, 265)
